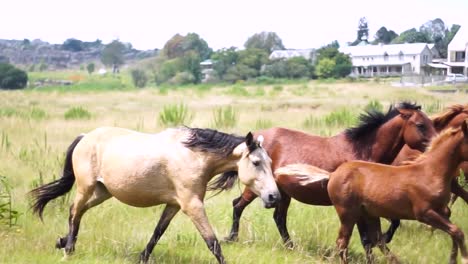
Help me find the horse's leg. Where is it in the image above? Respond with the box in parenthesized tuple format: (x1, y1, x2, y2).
(451, 179, 468, 205)
(273, 190, 293, 248)
(139, 204, 180, 264)
(182, 198, 225, 264)
(57, 182, 111, 253)
(382, 219, 400, 243)
(334, 206, 358, 264)
(417, 209, 468, 264)
(225, 188, 257, 242)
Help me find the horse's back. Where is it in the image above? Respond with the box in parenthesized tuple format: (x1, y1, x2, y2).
(255, 127, 351, 171)
(72, 127, 191, 207)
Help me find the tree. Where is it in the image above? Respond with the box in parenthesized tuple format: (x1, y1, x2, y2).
(131, 69, 148, 88)
(62, 38, 84, 52)
(373, 27, 398, 44)
(101, 40, 126, 73)
(211, 47, 239, 80)
(316, 58, 336, 78)
(391, 28, 430, 44)
(244, 32, 285, 53)
(0, 63, 28, 89)
(162, 33, 212, 60)
(86, 63, 95, 75)
(316, 42, 352, 78)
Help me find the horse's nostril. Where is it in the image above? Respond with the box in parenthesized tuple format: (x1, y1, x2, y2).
(268, 194, 275, 201)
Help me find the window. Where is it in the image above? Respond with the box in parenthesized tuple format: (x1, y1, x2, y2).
(455, 51, 466, 62)
(398, 51, 404, 61)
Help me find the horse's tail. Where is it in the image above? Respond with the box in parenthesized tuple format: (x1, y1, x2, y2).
(207, 171, 238, 195)
(274, 163, 330, 185)
(30, 134, 84, 220)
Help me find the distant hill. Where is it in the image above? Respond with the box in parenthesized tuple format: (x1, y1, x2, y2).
(0, 39, 158, 70)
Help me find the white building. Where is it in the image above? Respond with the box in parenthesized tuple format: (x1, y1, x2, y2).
(269, 49, 316, 63)
(340, 43, 433, 77)
(446, 26, 468, 75)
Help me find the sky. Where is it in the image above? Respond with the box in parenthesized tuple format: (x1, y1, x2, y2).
(1, 0, 467, 51)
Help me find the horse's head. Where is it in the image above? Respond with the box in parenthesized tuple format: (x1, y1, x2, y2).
(233, 132, 280, 208)
(398, 105, 437, 152)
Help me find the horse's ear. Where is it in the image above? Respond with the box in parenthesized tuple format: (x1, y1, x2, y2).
(397, 108, 413, 120)
(257, 135, 264, 147)
(245, 132, 254, 146)
(462, 119, 468, 138)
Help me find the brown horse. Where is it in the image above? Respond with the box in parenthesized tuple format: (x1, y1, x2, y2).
(30, 127, 280, 264)
(224, 102, 436, 247)
(322, 121, 468, 264)
(393, 104, 468, 203)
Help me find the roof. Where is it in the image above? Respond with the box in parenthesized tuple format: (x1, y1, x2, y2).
(269, 49, 315, 60)
(353, 61, 411, 67)
(340, 43, 430, 57)
(448, 26, 468, 51)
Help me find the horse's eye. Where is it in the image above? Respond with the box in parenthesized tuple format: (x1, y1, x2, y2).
(416, 123, 426, 132)
(252, 160, 261, 166)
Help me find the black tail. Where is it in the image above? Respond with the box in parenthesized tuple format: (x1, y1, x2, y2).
(207, 171, 238, 197)
(30, 134, 84, 220)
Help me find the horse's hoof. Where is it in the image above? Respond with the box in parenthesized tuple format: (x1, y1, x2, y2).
(223, 234, 238, 243)
(139, 251, 150, 264)
(284, 240, 294, 250)
(64, 245, 75, 255)
(55, 237, 66, 249)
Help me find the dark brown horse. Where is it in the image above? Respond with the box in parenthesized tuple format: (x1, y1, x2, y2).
(223, 102, 436, 247)
(322, 121, 468, 264)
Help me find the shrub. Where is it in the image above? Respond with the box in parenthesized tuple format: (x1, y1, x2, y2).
(159, 103, 193, 127)
(131, 69, 148, 88)
(86, 63, 95, 75)
(364, 100, 383, 113)
(168, 71, 195, 85)
(0, 175, 20, 227)
(324, 108, 357, 127)
(212, 106, 237, 128)
(0, 63, 28, 89)
(64, 106, 92, 120)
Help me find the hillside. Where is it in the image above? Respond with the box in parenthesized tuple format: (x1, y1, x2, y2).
(0, 38, 157, 69)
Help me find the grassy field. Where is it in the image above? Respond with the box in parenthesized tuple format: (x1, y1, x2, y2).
(1, 80, 468, 264)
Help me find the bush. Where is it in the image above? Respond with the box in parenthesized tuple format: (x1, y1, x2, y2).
(159, 103, 193, 127)
(364, 100, 383, 113)
(0, 63, 28, 89)
(212, 106, 237, 128)
(86, 63, 95, 75)
(130, 69, 148, 88)
(168, 71, 195, 85)
(64, 107, 92, 120)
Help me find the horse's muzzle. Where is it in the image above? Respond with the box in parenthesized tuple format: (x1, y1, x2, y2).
(263, 192, 281, 208)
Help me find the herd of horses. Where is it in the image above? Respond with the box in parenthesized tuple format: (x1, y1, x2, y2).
(29, 102, 468, 264)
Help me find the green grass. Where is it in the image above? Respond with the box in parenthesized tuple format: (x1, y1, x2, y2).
(64, 106, 92, 120)
(158, 103, 193, 127)
(1, 80, 468, 264)
(212, 106, 237, 129)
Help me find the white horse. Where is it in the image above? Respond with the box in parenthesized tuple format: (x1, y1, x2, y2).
(30, 126, 281, 263)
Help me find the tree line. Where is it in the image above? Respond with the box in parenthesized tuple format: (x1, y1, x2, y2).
(350, 17, 460, 58)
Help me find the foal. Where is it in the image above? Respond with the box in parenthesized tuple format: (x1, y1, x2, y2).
(327, 121, 468, 263)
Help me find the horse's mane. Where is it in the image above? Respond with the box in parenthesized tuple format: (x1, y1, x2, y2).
(405, 126, 461, 164)
(183, 127, 244, 157)
(183, 127, 245, 193)
(345, 102, 421, 158)
(431, 104, 468, 131)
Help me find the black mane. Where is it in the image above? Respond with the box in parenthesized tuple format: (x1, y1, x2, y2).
(183, 127, 245, 157)
(344, 102, 421, 158)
